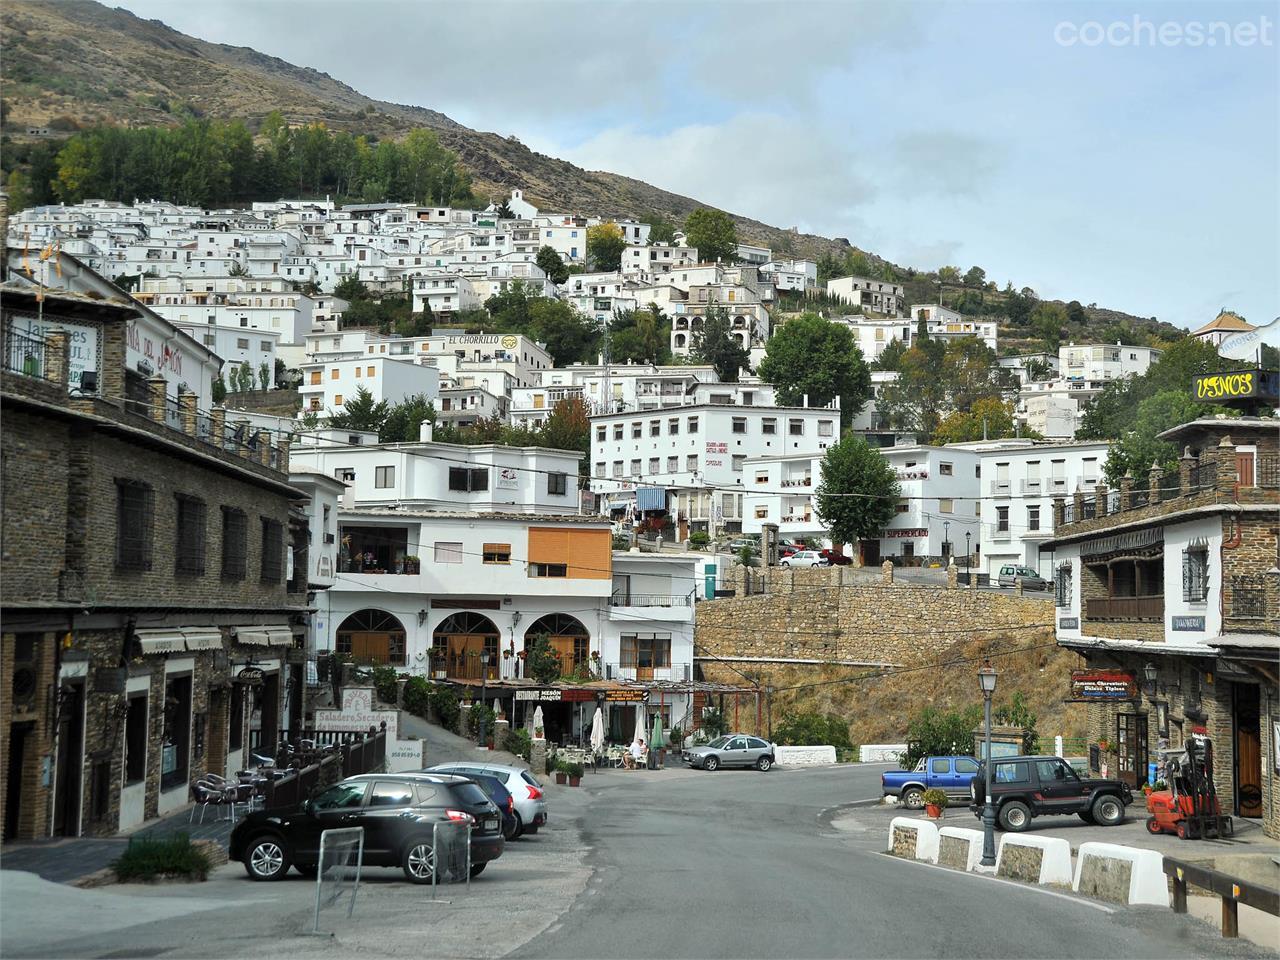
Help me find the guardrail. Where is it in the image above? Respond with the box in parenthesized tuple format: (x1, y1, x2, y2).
(1165, 856, 1280, 938)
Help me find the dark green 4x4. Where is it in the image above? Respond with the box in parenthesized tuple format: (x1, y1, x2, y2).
(969, 755, 1133, 832)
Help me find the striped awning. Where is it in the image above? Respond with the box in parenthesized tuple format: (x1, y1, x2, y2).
(182, 628, 224, 651)
(135, 629, 185, 655)
(1081, 526, 1164, 561)
(233, 625, 293, 646)
(636, 487, 667, 512)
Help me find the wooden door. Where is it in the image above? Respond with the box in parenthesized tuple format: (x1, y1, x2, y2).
(1236, 452, 1255, 487)
(1116, 713, 1149, 788)
(1236, 727, 1263, 816)
(350, 631, 391, 663)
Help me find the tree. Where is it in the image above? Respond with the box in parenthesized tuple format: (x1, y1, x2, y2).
(1103, 390, 1230, 483)
(684, 208, 738, 263)
(540, 395, 590, 468)
(690, 306, 749, 382)
(1066, 300, 1087, 326)
(524, 633, 562, 685)
(493, 198, 515, 219)
(609, 305, 670, 364)
(379, 394, 436, 443)
(586, 222, 626, 272)
(485, 278, 536, 331)
(1030, 302, 1068, 351)
(963, 266, 986, 288)
(258, 361, 271, 391)
(529, 298, 599, 365)
(872, 337, 907, 372)
(327, 385, 389, 431)
(333, 275, 369, 302)
(933, 397, 1038, 444)
(937, 265, 961, 284)
(757, 313, 872, 424)
(535, 245, 570, 285)
(815, 436, 900, 553)
(1022, 356, 1054, 382)
(774, 712, 852, 750)
(645, 213, 678, 245)
(274, 357, 288, 387)
(901, 704, 983, 770)
(212, 370, 227, 404)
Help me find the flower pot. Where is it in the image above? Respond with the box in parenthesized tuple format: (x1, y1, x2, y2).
(569, 776, 581, 787)
(925, 803, 943, 819)
(555, 772, 567, 785)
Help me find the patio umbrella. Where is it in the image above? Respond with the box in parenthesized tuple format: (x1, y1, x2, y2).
(533, 705, 545, 739)
(590, 706, 605, 754)
(650, 712, 667, 751)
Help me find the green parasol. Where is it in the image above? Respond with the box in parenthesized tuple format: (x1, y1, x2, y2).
(650, 712, 667, 751)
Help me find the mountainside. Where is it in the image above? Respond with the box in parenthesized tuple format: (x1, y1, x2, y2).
(1, 0, 1172, 339)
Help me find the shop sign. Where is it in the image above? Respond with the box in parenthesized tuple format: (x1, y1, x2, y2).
(516, 689, 563, 702)
(1068, 670, 1136, 701)
(561, 689, 597, 702)
(882, 528, 927, 539)
(235, 666, 265, 686)
(1192, 370, 1263, 401)
(1058, 617, 1079, 630)
(606, 689, 649, 703)
(706, 441, 728, 453)
(497, 467, 519, 489)
(1172, 616, 1205, 631)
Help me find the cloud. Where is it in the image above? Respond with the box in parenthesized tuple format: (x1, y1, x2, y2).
(889, 131, 1002, 196)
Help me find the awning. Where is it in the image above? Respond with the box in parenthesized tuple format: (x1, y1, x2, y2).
(1081, 526, 1164, 561)
(182, 628, 224, 651)
(266, 627, 295, 646)
(135, 629, 186, 655)
(232, 624, 292, 646)
(636, 487, 667, 512)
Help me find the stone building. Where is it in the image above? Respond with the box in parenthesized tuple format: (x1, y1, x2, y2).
(1048, 417, 1279, 838)
(1, 284, 310, 840)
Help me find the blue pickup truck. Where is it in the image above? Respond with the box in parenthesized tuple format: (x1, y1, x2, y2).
(881, 755, 980, 809)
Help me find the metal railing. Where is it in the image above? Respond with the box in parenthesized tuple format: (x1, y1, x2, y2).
(1230, 576, 1268, 619)
(1085, 596, 1164, 621)
(1259, 455, 1280, 489)
(610, 592, 692, 607)
(1190, 460, 1217, 490)
(3, 329, 48, 379)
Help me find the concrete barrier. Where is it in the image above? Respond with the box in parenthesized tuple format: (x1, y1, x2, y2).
(775, 745, 836, 766)
(937, 827, 986, 872)
(861, 744, 906, 763)
(888, 817, 939, 864)
(996, 835, 1073, 886)
(1074, 842, 1168, 906)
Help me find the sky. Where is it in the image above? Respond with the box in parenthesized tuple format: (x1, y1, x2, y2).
(113, 0, 1278, 331)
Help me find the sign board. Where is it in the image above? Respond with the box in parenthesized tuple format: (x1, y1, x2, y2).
(6, 312, 100, 389)
(497, 467, 519, 489)
(312, 686, 422, 772)
(515, 687, 649, 703)
(606, 689, 649, 703)
(1172, 615, 1205, 631)
(236, 666, 265, 686)
(882, 528, 927, 539)
(1193, 369, 1277, 403)
(516, 689, 563, 702)
(706, 441, 728, 454)
(1068, 670, 1137, 701)
(1058, 617, 1079, 630)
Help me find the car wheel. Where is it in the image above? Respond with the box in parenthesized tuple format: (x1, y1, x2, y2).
(703, 755, 720, 772)
(1091, 795, 1125, 827)
(1077, 810, 1096, 824)
(512, 811, 525, 839)
(998, 801, 1032, 832)
(244, 835, 291, 881)
(901, 787, 925, 810)
(469, 863, 486, 878)
(756, 756, 773, 772)
(402, 838, 436, 884)
(524, 824, 539, 835)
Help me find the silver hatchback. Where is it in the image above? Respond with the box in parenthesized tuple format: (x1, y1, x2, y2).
(426, 762, 548, 838)
(682, 734, 776, 771)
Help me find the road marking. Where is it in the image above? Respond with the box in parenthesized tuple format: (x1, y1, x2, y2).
(875, 852, 1116, 914)
(845, 797, 884, 806)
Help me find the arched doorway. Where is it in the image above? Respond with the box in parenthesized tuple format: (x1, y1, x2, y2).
(434, 612, 500, 680)
(524, 614, 590, 677)
(336, 610, 406, 665)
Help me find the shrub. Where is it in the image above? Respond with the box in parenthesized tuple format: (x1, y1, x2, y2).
(466, 703, 496, 740)
(429, 684, 461, 732)
(900, 705, 982, 771)
(700, 707, 729, 738)
(402, 676, 432, 718)
(612, 533, 632, 550)
(113, 833, 211, 882)
(370, 664, 399, 705)
(773, 711, 852, 750)
(501, 727, 532, 761)
(402, 677, 461, 733)
(688, 531, 710, 548)
(566, 762, 584, 779)
(921, 788, 949, 809)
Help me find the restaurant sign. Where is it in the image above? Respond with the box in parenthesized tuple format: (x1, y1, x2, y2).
(1193, 370, 1274, 402)
(516, 688, 649, 703)
(1068, 670, 1137, 701)
(1172, 615, 1205, 631)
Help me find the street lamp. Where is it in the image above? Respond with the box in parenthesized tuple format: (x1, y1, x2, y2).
(965, 532, 972, 585)
(978, 659, 998, 867)
(943, 520, 951, 561)
(1142, 661, 1158, 697)
(480, 650, 491, 748)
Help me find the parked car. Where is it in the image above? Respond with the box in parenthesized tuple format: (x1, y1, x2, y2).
(727, 538, 758, 554)
(777, 541, 801, 558)
(426, 762, 547, 838)
(881, 755, 980, 809)
(230, 772, 504, 883)
(996, 565, 1051, 590)
(462, 772, 520, 840)
(682, 734, 776, 771)
(820, 548, 853, 566)
(969, 755, 1133, 831)
(779, 550, 829, 568)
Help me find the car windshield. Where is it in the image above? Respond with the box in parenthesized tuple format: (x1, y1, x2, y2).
(706, 736, 731, 748)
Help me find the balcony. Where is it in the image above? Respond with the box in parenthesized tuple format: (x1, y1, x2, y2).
(1086, 596, 1164, 621)
(610, 592, 691, 608)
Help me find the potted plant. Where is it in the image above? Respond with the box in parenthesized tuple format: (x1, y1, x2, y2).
(567, 762, 584, 787)
(403, 555, 420, 574)
(922, 788, 948, 819)
(554, 760, 568, 785)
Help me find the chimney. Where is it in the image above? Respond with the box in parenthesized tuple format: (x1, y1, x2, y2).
(419, 420, 434, 443)
(802, 393, 809, 408)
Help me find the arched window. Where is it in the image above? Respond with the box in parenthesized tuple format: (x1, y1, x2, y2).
(434, 612, 500, 679)
(674, 333, 687, 347)
(524, 614, 590, 676)
(336, 609, 406, 665)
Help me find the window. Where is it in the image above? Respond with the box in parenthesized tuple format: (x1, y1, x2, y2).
(1035, 760, 1072, 783)
(312, 782, 368, 810)
(667, 456, 679, 472)
(1182, 546, 1209, 602)
(334, 394, 343, 406)
(731, 455, 746, 472)
(260, 341, 272, 352)
(368, 781, 414, 807)
(613, 425, 623, 441)
(596, 426, 606, 442)
(996, 506, 1010, 533)
(1055, 564, 1072, 607)
(1027, 505, 1040, 531)
(930, 758, 950, 774)
(620, 633, 671, 668)
(687, 417, 699, 433)
(939, 462, 953, 476)
(331, 368, 340, 380)
(895, 500, 910, 514)
(789, 419, 804, 436)
(755, 471, 769, 484)
(631, 423, 642, 439)
(994, 761, 1030, 784)
(818, 420, 834, 437)
(613, 461, 623, 478)
(732, 417, 747, 434)
(483, 543, 511, 564)
(434, 542, 463, 563)
(650, 421, 661, 437)
(175, 495, 207, 577)
(221, 507, 247, 580)
(630, 459, 641, 475)
(366, 366, 376, 378)
(260, 518, 283, 583)
(309, 370, 322, 385)
(115, 479, 154, 572)
(939, 498, 953, 514)
(668, 418, 679, 435)
(649, 458, 660, 473)
(594, 462, 605, 477)
(335, 467, 355, 483)
(124, 694, 148, 785)
(686, 455, 698, 472)
(374, 465, 395, 489)
(448, 467, 488, 492)
(236, 337, 249, 350)
(755, 506, 769, 518)
(547, 472, 568, 496)
(762, 418, 777, 435)
(530, 562, 568, 578)
(955, 758, 979, 775)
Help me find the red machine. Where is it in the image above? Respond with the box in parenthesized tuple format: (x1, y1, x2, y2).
(1145, 737, 1233, 840)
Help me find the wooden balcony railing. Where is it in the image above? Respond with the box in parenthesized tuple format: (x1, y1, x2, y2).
(1085, 596, 1164, 621)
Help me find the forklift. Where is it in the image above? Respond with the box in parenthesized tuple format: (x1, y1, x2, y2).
(1145, 736, 1234, 840)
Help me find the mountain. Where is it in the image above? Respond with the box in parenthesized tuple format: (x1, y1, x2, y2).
(1, 0, 1175, 341)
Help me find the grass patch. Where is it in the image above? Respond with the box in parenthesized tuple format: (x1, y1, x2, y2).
(113, 832, 211, 882)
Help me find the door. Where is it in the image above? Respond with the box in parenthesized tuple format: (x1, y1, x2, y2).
(724, 737, 750, 767)
(860, 539, 880, 566)
(1234, 682, 1263, 817)
(4, 722, 30, 841)
(1035, 758, 1084, 813)
(744, 737, 770, 765)
(928, 756, 955, 790)
(953, 757, 979, 797)
(1115, 714, 1148, 788)
(53, 682, 85, 836)
(361, 779, 417, 858)
(350, 631, 392, 663)
(902, 542, 915, 560)
(294, 780, 369, 863)
(1236, 452, 1255, 487)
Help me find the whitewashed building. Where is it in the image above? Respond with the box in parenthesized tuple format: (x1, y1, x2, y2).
(299, 355, 440, 417)
(825, 276, 905, 316)
(870, 445, 981, 564)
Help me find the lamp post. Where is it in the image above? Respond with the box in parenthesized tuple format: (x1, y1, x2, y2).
(978, 659, 998, 866)
(943, 520, 951, 561)
(480, 650, 491, 748)
(965, 532, 972, 586)
(1142, 661, 1158, 697)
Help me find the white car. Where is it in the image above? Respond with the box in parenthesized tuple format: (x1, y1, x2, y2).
(779, 550, 830, 568)
(426, 762, 547, 837)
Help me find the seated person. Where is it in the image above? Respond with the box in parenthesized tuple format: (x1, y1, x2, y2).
(626, 737, 647, 769)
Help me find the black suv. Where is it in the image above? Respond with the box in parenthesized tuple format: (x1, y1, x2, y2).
(230, 772, 504, 883)
(969, 755, 1133, 832)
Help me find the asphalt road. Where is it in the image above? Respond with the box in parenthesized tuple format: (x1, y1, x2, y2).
(513, 763, 1269, 960)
